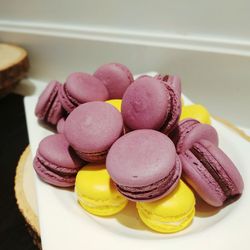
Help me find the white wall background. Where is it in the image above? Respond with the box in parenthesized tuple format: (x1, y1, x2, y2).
(1, 0, 250, 42)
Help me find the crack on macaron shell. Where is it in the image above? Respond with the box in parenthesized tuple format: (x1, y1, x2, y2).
(190, 143, 238, 200)
(116, 157, 182, 201)
(159, 82, 181, 135)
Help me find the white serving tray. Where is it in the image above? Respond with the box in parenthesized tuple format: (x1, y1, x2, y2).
(24, 78, 250, 250)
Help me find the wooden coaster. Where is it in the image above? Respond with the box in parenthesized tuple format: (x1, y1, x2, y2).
(0, 43, 29, 97)
(15, 146, 41, 249)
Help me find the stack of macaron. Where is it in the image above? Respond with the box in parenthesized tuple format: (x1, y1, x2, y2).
(33, 63, 244, 234)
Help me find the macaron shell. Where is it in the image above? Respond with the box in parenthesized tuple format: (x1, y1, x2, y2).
(65, 72, 109, 103)
(159, 80, 181, 135)
(33, 157, 76, 187)
(199, 140, 244, 195)
(94, 63, 133, 99)
(35, 80, 58, 118)
(180, 104, 211, 124)
(57, 117, 65, 133)
(64, 101, 123, 153)
(180, 150, 226, 207)
(38, 134, 83, 170)
(169, 119, 218, 154)
(106, 129, 176, 187)
(155, 75, 182, 97)
(75, 164, 128, 216)
(35, 80, 64, 125)
(47, 94, 64, 125)
(180, 140, 244, 206)
(180, 123, 219, 153)
(136, 180, 195, 233)
(121, 77, 170, 130)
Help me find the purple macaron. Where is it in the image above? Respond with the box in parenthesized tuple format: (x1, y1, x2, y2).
(121, 77, 181, 134)
(56, 117, 65, 134)
(180, 139, 244, 207)
(33, 134, 84, 187)
(155, 74, 181, 97)
(169, 118, 219, 154)
(94, 63, 134, 99)
(35, 80, 65, 125)
(59, 72, 109, 113)
(64, 101, 123, 162)
(106, 129, 182, 202)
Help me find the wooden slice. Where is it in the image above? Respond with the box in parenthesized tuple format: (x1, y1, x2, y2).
(0, 43, 29, 96)
(15, 146, 41, 249)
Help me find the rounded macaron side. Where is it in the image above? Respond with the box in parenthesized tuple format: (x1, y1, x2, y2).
(136, 180, 195, 233)
(106, 129, 182, 202)
(75, 163, 128, 216)
(33, 134, 84, 187)
(35, 80, 65, 125)
(59, 72, 109, 113)
(169, 118, 219, 154)
(180, 139, 244, 207)
(64, 101, 124, 162)
(155, 74, 182, 98)
(94, 63, 134, 99)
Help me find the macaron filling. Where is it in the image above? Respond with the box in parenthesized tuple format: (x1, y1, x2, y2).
(59, 85, 77, 112)
(34, 157, 77, 186)
(116, 158, 181, 201)
(36, 153, 80, 176)
(39, 82, 62, 124)
(46, 94, 64, 125)
(190, 142, 239, 203)
(159, 82, 180, 135)
(75, 149, 109, 162)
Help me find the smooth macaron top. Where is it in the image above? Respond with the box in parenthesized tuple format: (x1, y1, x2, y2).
(121, 77, 170, 130)
(37, 134, 83, 170)
(94, 63, 134, 99)
(65, 72, 109, 103)
(106, 129, 176, 187)
(64, 101, 123, 153)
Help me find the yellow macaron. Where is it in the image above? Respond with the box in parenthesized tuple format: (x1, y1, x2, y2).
(180, 104, 211, 124)
(136, 180, 195, 233)
(106, 99, 122, 112)
(75, 163, 128, 216)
